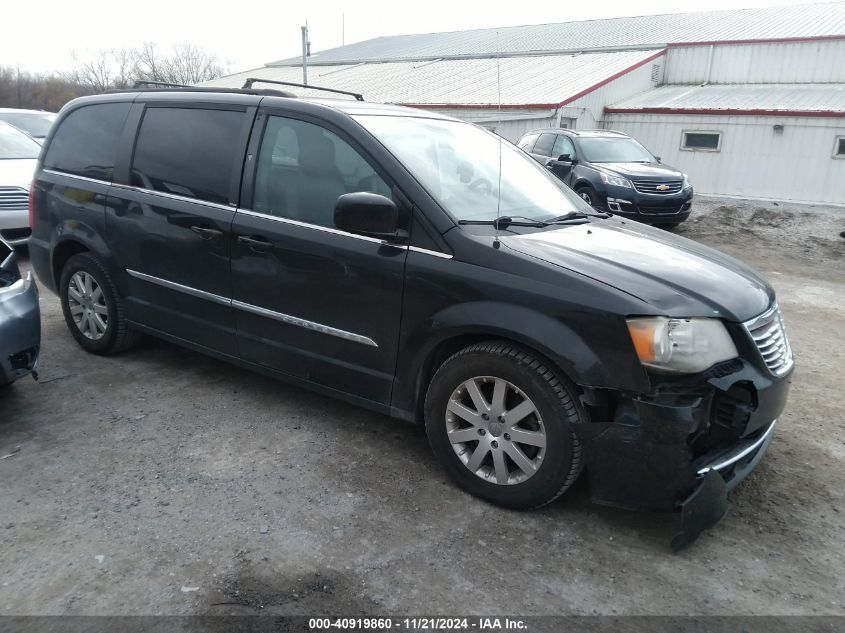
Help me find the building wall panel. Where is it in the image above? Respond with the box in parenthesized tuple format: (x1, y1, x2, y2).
(665, 40, 845, 84)
(604, 113, 845, 204)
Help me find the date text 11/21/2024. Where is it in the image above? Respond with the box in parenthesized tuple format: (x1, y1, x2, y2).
(309, 617, 529, 630)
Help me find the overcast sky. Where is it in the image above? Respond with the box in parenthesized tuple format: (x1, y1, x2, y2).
(1, 0, 827, 75)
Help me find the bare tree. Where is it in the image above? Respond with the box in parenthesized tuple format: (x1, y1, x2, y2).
(129, 42, 229, 86)
(0, 43, 228, 111)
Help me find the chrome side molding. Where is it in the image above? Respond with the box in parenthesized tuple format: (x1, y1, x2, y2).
(126, 268, 378, 347)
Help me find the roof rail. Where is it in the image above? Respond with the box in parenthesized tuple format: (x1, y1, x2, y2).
(132, 80, 192, 89)
(241, 78, 364, 101)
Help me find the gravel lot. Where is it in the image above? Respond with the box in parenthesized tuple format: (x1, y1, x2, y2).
(1, 196, 843, 616)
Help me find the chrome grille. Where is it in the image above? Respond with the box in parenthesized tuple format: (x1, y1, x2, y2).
(744, 304, 793, 376)
(631, 179, 683, 194)
(0, 187, 28, 212)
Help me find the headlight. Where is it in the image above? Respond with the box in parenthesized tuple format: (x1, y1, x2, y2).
(682, 174, 691, 189)
(626, 317, 738, 374)
(599, 172, 632, 188)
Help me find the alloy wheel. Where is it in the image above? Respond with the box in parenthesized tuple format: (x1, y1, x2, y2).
(445, 376, 546, 485)
(67, 271, 109, 340)
(580, 191, 593, 205)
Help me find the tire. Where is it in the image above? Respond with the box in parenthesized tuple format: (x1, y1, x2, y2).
(59, 253, 140, 354)
(424, 341, 584, 510)
(576, 185, 602, 211)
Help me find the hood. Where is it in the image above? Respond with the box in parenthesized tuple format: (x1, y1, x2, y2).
(502, 219, 772, 322)
(596, 162, 682, 179)
(0, 158, 36, 190)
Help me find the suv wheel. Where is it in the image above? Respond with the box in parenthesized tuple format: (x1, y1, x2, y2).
(425, 341, 584, 510)
(577, 186, 601, 210)
(60, 253, 140, 354)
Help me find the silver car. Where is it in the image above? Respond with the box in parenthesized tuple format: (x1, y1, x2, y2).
(0, 121, 39, 246)
(0, 236, 40, 386)
(0, 108, 56, 143)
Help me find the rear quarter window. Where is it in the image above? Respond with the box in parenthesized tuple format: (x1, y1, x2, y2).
(43, 103, 131, 181)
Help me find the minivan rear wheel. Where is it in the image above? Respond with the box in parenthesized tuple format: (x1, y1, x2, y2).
(60, 253, 140, 354)
(424, 341, 584, 510)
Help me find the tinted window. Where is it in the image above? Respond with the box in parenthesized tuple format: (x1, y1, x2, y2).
(836, 137, 845, 156)
(532, 133, 556, 157)
(551, 135, 575, 159)
(43, 103, 130, 180)
(682, 131, 721, 151)
(517, 133, 539, 151)
(131, 107, 245, 205)
(253, 116, 391, 228)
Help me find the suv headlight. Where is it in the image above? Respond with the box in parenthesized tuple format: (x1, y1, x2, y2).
(626, 317, 738, 374)
(682, 174, 691, 189)
(599, 172, 632, 188)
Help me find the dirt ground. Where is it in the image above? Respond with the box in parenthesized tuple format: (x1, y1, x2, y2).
(0, 196, 843, 616)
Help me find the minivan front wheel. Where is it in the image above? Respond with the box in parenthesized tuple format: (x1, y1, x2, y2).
(425, 341, 584, 510)
(60, 253, 140, 354)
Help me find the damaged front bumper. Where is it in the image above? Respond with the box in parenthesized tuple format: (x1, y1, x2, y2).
(578, 357, 791, 549)
(0, 265, 41, 386)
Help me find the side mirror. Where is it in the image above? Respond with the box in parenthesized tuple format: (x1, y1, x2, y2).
(334, 192, 399, 239)
(557, 154, 573, 163)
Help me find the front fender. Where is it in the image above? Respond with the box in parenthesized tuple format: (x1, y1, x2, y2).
(394, 299, 649, 416)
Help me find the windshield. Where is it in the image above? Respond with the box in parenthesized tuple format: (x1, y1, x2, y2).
(0, 123, 40, 159)
(354, 115, 589, 222)
(0, 112, 55, 139)
(578, 136, 655, 163)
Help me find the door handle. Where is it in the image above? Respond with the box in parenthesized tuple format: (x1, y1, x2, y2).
(191, 225, 223, 240)
(237, 235, 273, 251)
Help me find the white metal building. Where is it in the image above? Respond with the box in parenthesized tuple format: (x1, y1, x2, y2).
(203, 2, 845, 204)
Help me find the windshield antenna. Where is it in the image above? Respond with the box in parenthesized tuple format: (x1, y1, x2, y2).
(493, 30, 503, 249)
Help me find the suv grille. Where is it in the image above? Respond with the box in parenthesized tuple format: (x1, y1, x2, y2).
(0, 187, 28, 211)
(744, 304, 793, 376)
(631, 180, 683, 194)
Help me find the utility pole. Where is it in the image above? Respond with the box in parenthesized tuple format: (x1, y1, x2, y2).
(301, 24, 309, 85)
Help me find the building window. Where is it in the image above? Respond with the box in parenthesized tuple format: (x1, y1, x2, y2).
(834, 136, 845, 159)
(681, 131, 721, 152)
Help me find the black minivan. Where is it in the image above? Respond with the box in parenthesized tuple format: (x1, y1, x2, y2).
(29, 87, 792, 547)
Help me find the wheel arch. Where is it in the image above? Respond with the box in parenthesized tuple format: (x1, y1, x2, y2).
(396, 300, 647, 423)
(50, 221, 113, 289)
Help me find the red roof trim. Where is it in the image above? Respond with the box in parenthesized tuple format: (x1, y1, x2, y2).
(604, 106, 845, 118)
(401, 49, 666, 112)
(667, 34, 845, 48)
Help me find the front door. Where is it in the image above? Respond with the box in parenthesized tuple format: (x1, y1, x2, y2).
(230, 112, 408, 405)
(106, 104, 253, 355)
(547, 135, 577, 184)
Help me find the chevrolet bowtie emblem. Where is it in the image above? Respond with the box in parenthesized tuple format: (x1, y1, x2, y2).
(656, 184, 670, 191)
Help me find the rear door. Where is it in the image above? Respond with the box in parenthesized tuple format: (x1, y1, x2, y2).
(106, 102, 254, 355)
(230, 110, 408, 405)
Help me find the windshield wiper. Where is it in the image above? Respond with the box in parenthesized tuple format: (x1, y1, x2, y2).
(458, 216, 552, 228)
(548, 210, 612, 221)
